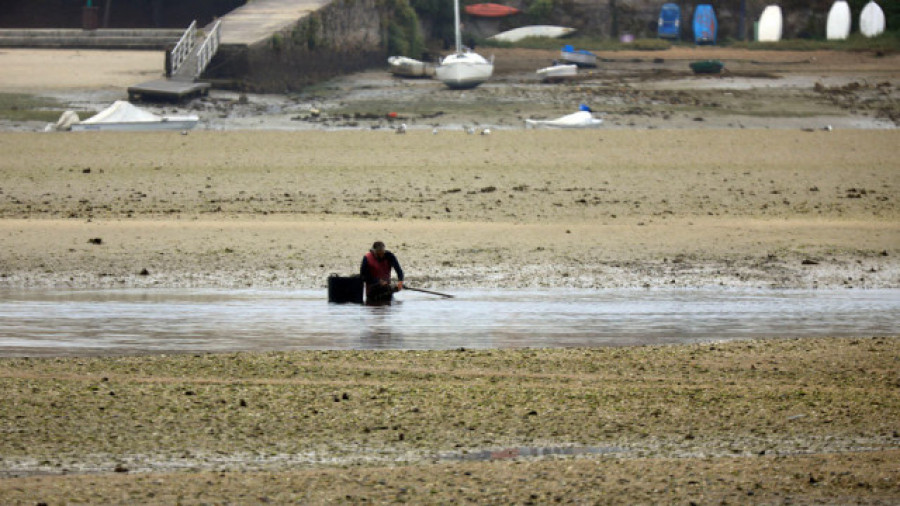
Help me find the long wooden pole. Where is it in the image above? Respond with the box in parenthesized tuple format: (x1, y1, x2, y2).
(403, 286, 454, 298)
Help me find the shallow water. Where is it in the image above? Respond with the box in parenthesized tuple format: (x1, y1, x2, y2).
(0, 288, 897, 357)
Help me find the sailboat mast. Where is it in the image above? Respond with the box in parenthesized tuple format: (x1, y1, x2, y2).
(453, 0, 462, 54)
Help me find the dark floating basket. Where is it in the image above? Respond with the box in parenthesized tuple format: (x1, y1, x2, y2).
(327, 274, 364, 304)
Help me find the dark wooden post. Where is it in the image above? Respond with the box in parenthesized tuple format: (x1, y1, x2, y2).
(609, 0, 618, 39)
(82, 0, 100, 30)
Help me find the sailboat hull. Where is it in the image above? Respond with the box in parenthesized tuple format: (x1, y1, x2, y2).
(437, 0, 493, 89)
(435, 60, 493, 89)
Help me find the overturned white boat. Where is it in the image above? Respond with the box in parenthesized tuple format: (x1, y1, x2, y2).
(536, 62, 577, 82)
(388, 56, 435, 78)
(489, 25, 576, 43)
(525, 105, 603, 128)
(67, 101, 199, 132)
(435, 0, 493, 89)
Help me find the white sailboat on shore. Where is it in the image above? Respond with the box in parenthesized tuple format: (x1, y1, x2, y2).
(435, 0, 493, 89)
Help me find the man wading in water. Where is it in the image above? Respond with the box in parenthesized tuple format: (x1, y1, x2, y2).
(360, 241, 404, 304)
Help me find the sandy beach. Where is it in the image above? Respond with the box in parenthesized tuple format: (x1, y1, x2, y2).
(0, 46, 899, 503)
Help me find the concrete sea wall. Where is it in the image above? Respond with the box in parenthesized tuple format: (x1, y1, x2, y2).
(207, 0, 385, 92)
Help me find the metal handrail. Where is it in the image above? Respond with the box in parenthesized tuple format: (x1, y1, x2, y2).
(196, 20, 222, 77)
(170, 20, 197, 75)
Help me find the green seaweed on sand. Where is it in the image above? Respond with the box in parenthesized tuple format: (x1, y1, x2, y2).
(0, 93, 67, 123)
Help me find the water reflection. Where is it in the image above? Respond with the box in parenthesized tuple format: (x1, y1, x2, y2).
(362, 303, 400, 349)
(0, 288, 897, 357)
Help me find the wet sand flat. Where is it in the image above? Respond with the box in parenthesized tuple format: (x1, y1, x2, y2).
(1, 46, 899, 503)
(0, 337, 897, 503)
(0, 129, 897, 289)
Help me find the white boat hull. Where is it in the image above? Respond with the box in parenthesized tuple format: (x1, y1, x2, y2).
(438, 0, 493, 89)
(756, 5, 783, 42)
(71, 118, 199, 132)
(560, 50, 597, 67)
(435, 53, 493, 89)
(388, 56, 435, 78)
(489, 25, 576, 43)
(826, 1, 851, 40)
(66, 101, 199, 132)
(860, 0, 886, 38)
(525, 110, 603, 128)
(537, 63, 577, 82)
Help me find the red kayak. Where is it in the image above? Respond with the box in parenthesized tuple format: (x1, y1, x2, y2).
(464, 3, 521, 17)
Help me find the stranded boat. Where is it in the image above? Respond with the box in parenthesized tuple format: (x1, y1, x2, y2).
(526, 105, 603, 128)
(62, 101, 198, 132)
(559, 44, 597, 67)
(489, 25, 575, 43)
(689, 59, 724, 74)
(387, 56, 435, 78)
(464, 3, 520, 17)
(435, 0, 494, 88)
(536, 62, 578, 82)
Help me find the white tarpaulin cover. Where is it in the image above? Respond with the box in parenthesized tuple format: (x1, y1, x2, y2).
(54, 101, 199, 132)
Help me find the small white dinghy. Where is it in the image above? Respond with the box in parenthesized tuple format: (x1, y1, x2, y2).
(756, 5, 783, 42)
(387, 56, 435, 78)
(826, 0, 852, 40)
(525, 105, 603, 128)
(536, 62, 577, 82)
(859, 0, 886, 38)
(67, 101, 198, 132)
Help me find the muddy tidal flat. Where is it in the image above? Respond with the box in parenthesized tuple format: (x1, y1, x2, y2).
(0, 338, 898, 503)
(0, 129, 898, 290)
(0, 47, 899, 503)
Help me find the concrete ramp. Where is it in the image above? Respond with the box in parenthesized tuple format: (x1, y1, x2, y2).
(219, 0, 332, 46)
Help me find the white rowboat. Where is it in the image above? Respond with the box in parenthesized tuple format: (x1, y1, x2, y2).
(68, 101, 198, 132)
(388, 56, 435, 78)
(536, 63, 577, 82)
